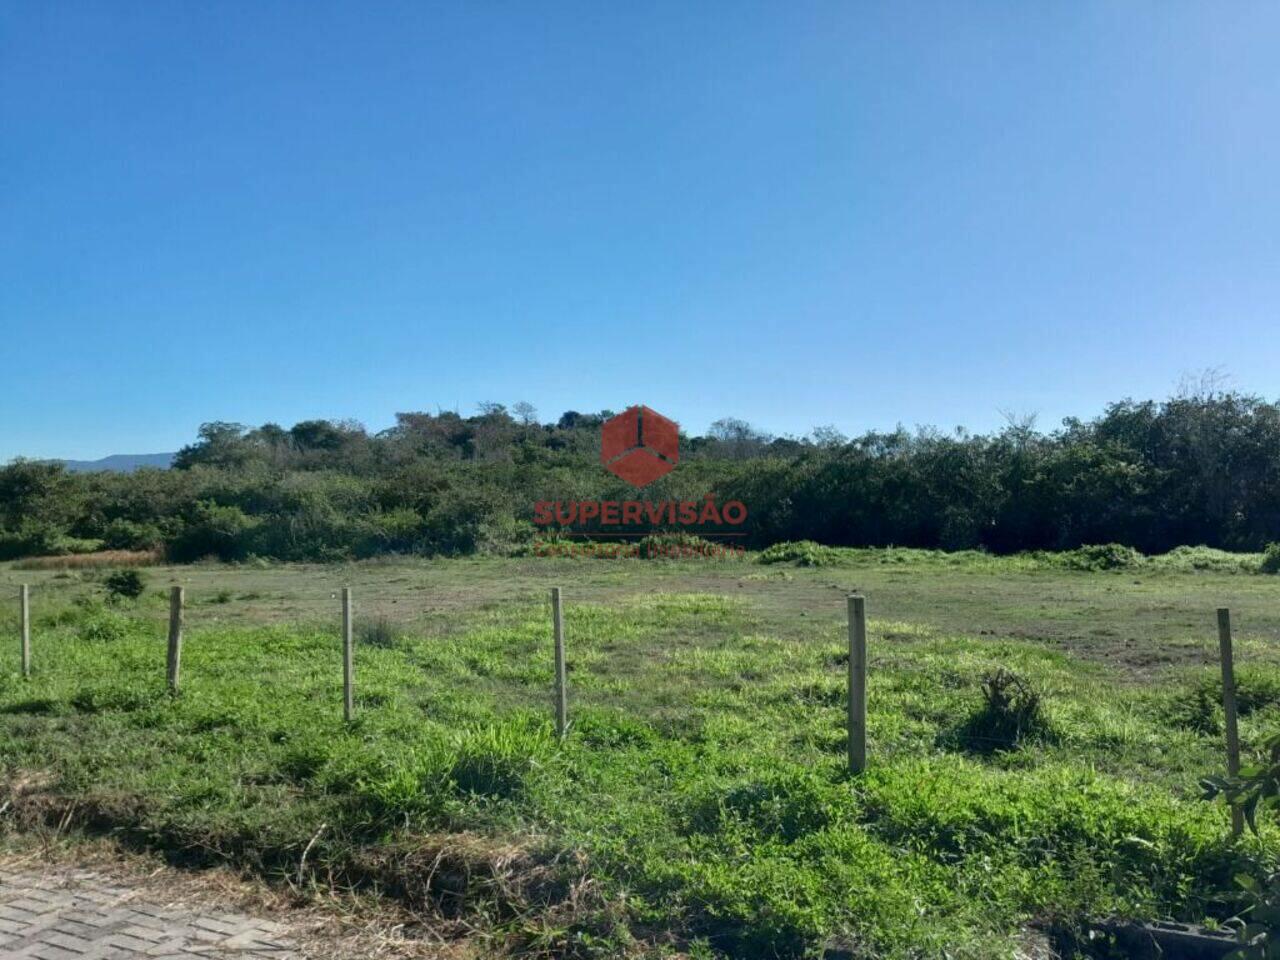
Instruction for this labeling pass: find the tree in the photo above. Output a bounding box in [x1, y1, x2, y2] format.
[810, 425, 848, 448]
[709, 417, 772, 459]
[290, 420, 348, 451]
[0, 460, 76, 527]
[173, 422, 252, 469]
[8, 391, 1280, 563]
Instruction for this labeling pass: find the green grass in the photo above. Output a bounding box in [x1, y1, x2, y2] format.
[2, 552, 1279, 957]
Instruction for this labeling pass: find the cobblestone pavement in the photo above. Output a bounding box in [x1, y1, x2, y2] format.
[0, 866, 299, 958]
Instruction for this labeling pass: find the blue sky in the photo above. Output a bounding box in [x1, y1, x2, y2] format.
[2, 2, 1279, 460]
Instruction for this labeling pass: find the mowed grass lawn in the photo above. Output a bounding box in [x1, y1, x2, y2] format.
[1, 551, 1279, 958]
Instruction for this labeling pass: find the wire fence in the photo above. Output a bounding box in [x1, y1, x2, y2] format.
[8, 580, 1246, 810]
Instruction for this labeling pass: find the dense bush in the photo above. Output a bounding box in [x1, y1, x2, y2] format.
[1263, 542, 1280, 574]
[4, 392, 1280, 562]
[103, 569, 146, 602]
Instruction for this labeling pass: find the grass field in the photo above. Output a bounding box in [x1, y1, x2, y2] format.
[2, 549, 1279, 958]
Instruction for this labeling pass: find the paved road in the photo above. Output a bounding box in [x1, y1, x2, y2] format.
[0, 866, 298, 958]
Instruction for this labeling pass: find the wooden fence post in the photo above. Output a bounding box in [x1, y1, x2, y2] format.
[848, 595, 867, 775]
[552, 587, 568, 738]
[167, 586, 184, 694]
[19, 584, 30, 678]
[342, 587, 354, 722]
[1218, 607, 1243, 836]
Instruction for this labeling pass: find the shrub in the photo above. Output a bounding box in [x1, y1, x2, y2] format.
[104, 569, 147, 602]
[168, 501, 258, 562]
[946, 668, 1053, 752]
[1262, 542, 1280, 575]
[1203, 730, 1280, 960]
[475, 514, 535, 556]
[100, 518, 163, 551]
[357, 615, 404, 648]
[0, 522, 100, 560]
[1219, 870, 1280, 960]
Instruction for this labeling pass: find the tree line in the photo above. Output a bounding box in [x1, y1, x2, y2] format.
[2, 393, 1279, 562]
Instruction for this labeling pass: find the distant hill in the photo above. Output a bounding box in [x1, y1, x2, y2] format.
[60, 453, 175, 473]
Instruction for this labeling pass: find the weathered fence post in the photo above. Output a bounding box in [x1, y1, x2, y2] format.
[552, 587, 568, 738]
[167, 586, 184, 694]
[342, 587, 354, 722]
[1218, 607, 1243, 836]
[19, 584, 30, 678]
[848, 594, 867, 775]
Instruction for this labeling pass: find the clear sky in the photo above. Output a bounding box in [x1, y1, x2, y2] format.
[3, 2, 1279, 460]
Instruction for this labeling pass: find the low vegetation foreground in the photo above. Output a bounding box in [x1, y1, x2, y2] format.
[2, 549, 1279, 958]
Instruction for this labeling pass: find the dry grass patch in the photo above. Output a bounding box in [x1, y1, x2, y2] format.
[12, 549, 162, 571]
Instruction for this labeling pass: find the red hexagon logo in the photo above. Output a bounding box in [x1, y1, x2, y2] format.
[601, 405, 679, 486]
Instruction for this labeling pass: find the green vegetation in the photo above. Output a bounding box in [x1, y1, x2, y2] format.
[1202, 730, 1280, 957]
[1263, 542, 1280, 575]
[947, 668, 1053, 753]
[3, 553, 1278, 957]
[357, 613, 404, 649]
[103, 568, 147, 602]
[4, 392, 1280, 563]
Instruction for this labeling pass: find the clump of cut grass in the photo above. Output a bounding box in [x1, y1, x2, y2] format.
[751, 541, 1270, 575]
[1149, 544, 1259, 573]
[758, 540, 842, 566]
[635, 531, 727, 558]
[1058, 543, 1145, 571]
